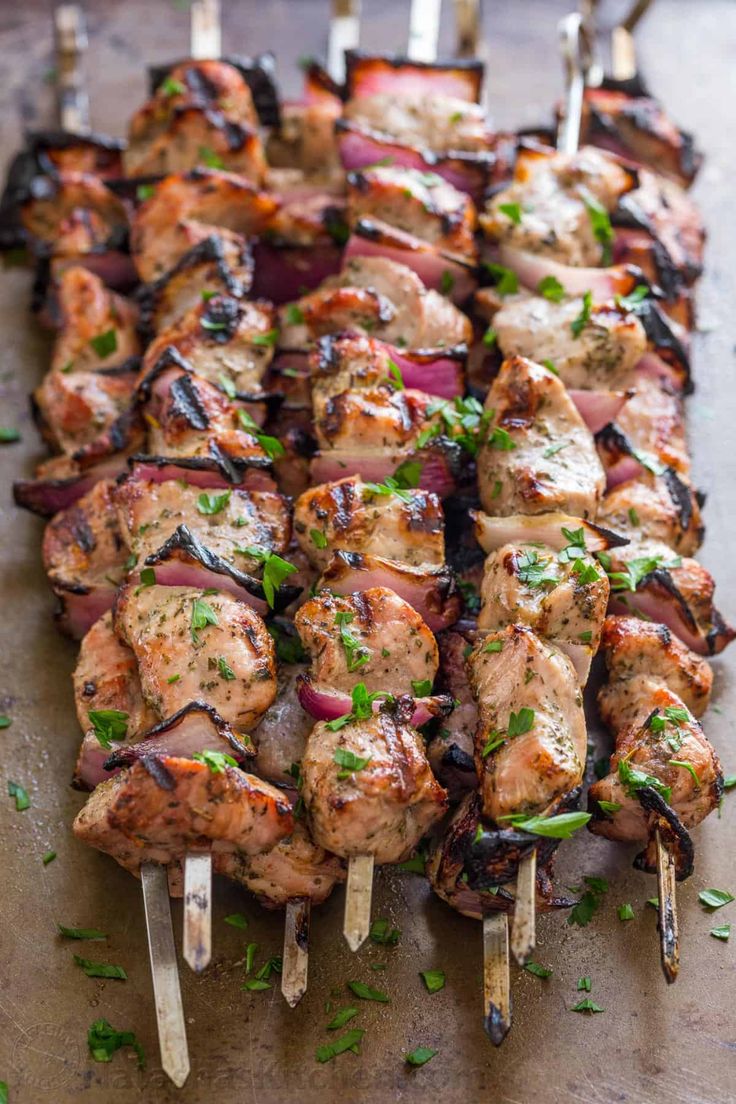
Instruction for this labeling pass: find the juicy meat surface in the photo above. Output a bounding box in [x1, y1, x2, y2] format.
[43, 480, 128, 592]
[73, 756, 293, 873]
[468, 624, 587, 821]
[295, 587, 438, 696]
[142, 235, 254, 335]
[598, 472, 703, 556]
[20, 171, 127, 253]
[142, 295, 276, 396]
[217, 819, 345, 908]
[115, 477, 290, 574]
[313, 384, 444, 454]
[278, 256, 472, 349]
[492, 295, 646, 390]
[477, 356, 605, 518]
[301, 706, 448, 862]
[73, 611, 156, 737]
[293, 475, 445, 569]
[51, 267, 140, 375]
[346, 165, 477, 257]
[113, 584, 277, 730]
[481, 145, 633, 265]
[343, 92, 492, 154]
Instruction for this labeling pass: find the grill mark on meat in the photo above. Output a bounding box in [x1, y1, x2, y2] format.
[141, 754, 176, 791]
[168, 375, 210, 430]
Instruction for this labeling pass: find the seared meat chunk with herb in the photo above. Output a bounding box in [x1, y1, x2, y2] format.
[481, 145, 633, 266]
[301, 700, 447, 863]
[477, 356, 605, 517]
[346, 165, 477, 258]
[343, 93, 492, 157]
[477, 539, 609, 683]
[598, 471, 703, 556]
[142, 296, 276, 397]
[113, 584, 277, 730]
[217, 818, 345, 908]
[294, 475, 445, 570]
[51, 267, 140, 375]
[295, 587, 438, 697]
[73, 755, 293, 874]
[20, 171, 127, 262]
[492, 294, 646, 390]
[468, 624, 587, 822]
[73, 611, 156, 738]
[278, 256, 472, 349]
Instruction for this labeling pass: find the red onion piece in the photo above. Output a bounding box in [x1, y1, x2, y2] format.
[296, 676, 447, 727]
[252, 240, 343, 304]
[608, 591, 708, 655]
[385, 347, 464, 400]
[569, 389, 631, 434]
[345, 56, 482, 102]
[344, 229, 477, 304]
[54, 584, 117, 640]
[310, 447, 457, 497]
[137, 560, 269, 617]
[127, 460, 277, 493]
[496, 244, 638, 300]
[472, 510, 627, 554]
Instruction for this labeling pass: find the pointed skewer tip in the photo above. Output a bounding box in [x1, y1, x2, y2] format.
[343, 853, 375, 952]
[281, 898, 310, 1008]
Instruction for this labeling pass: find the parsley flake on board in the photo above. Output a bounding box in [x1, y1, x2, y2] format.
[710, 924, 731, 941]
[419, 970, 445, 993]
[698, 888, 734, 911]
[327, 1007, 359, 1030]
[348, 981, 389, 1003]
[87, 1019, 145, 1068]
[568, 876, 608, 927]
[571, 998, 604, 1014]
[405, 1047, 438, 1067]
[7, 781, 29, 811]
[618, 903, 635, 921]
[74, 956, 127, 980]
[369, 919, 400, 946]
[315, 1029, 365, 1063]
[524, 962, 552, 978]
[224, 913, 248, 929]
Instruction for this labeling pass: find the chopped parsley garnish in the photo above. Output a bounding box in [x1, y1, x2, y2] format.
[74, 956, 127, 980]
[628, 507, 640, 526]
[393, 459, 422, 487]
[198, 146, 225, 169]
[597, 799, 621, 816]
[348, 981, 390, 1003]
[524, 962, 552, 978]
[577, 976, 592, 991]
[618, 758, 672, 804]
[0, 427, 20, 443]
[618, 903, 635, 921]
[42, 850, 57, 865]
[440, 270, 455, 295]
[200, 316, 228, 333]
[87, 1019, 145, 1067]
[425, 395, 492, 456]
[537, 275, 566, 302]
[481, 707, 535, 758]
[193, 749, 238, 773]
[370, 918, 400, 946]
[385, 358, 405, 390]
[483, 262, 519, 296]
[579, 630, 593, 643]
[309, 528, 328, 549]
[648, 705, 689, 752]
[498, 811, 591, 838]
[606, 554, 669, 592]
[582, 191, 614, 265]
[136, 183, 155, 201]
[571, 558, 602, 585]
[630, 445, 666, 476]
[327, 1007, 359, 1030]
[483, 640, 503, 653]
[196, 489, 231, 515]
[236, 409, 285, 460]
[710, 924, 731, 941]
[89, 329, 118, 359]
[161, 75, 185, 96]
[411, 679, 433, 697]
[570, 291, 592, 338]
[543, 358, 559, 375]
[405, 1047, 438, 1067]
[284, 304, 304, 325]
[698, 888, 734, 911]
[57, 924, 107, 941]
[487, 425, 516, 450]
[266, 621, 308, 664]
[482, 326, 498, 347]
[224, 913, 248, 929]
[218, 373, 237, 398]
[190, 596, 219, 643]
[559, 529, 589, 564]
[363, 475, 416, 503]
[242, 978, 270, 992]
[333, 746, 372, 780]
[237, 547, 297, 607]
[419, 970, 445, 993]
[567, 875, 608, 927]
[543, 441, 569, 458]
[571, 998, 604, 1014]
[315, 1029, 364, 1063]
[135, 566, 156, 594]
[669, 759, 700, 787]
[0, 715, 10, 729]
[499, 202, 522, 225]
[516, 549, 559, 589]
[326, 683, 388, 732]
[615, 284, 650, 312]
[397, 845, 427, 874]
[87, 709, 129, 750]
[217, 656, 236, 681]
[335, 610, 371, 672]
[251, 328, 280, 347]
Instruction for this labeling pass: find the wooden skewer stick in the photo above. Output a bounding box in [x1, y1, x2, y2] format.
[327, 0, 361, 85]
[656, 829, 680, 984]
[54, 4, 90, 134]
[454, 0, 480, 58]
[190, 0, 221, 60]
[510, 849, 536, 965]
[183, 851, 212, 973]
[482, 913, 512, 1046]
[343, 853, 374, 951]
[407, 0, 443, 63]
[281, 898, 311, 1007]
[140, 863, 191, 1089]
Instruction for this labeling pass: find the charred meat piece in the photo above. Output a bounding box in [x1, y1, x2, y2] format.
[598, 470, 703, 556]
[73, 611, 157, 739]
[295, 587, 438, 697]
[468, 624, 586, 822]
[141, 294, 276, 398]
[580, 84, 702, 187]
[343, 91, 493, 157]
[266, 94, 342, 184]
[492, 294, 646, 390]
[113, 583, 277, 730]
[131, 169, 277, 282]
[477, 541, 609, 683]
[481, 145, 634, 266]
[477, 356, 605, 518]
[20, 171, 127, 260]
[34, 366, 139, 458]
[427, 631, 478, 797]
[613, 371, 689, 476]
[73, 756, 293, 874]
[278, 256, 472, 350]
[42, 480, 128, 637]
[49, 266, 140, 375]
[344, 53, 483, 103]
[125, 60, 266, 179]
[616, 170, 704, 286]
[216, 818, 345, 908]
[301, 698, 448, 863]
[313, 383, 444, 454]
[294, 475, 445, 570]
[346, 165, 477, 259]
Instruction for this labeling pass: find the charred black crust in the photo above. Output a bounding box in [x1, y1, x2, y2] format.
[199, 295, 241, 342]
[127, 449, 272, 485]
[140, 754, 176, 791]
[637, 300, 691, 382]
[147, 53, 281, 128]
[168, 374, 211, 430]
[662, 467, 697, 537]
[104, 700, 253, 771]
[633, 785, 695, 881]
[143, 523, 301, 611]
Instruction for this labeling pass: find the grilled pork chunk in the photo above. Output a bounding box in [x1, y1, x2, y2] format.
[492, 294, 647, 390]
[73, 756, 293, 874]
[131, 169, 277, 282]
[42, 480, 128, 636]
[73, 611, 156, 738]
[294, 475, 445, 569]
[468, 624, 586, 822]
[427, 631, 478, 795]
[343, 93, 492, 156]
[295, 588, 438, 697]
[142, 295, 276, 397]
[477, 541, 609, 682]
[481, 145, 633, 266]
[313, 384, 444, 455]
[301, 700, 448, 862]
[50, 266, 140, 376]
[125, 61, 267, 179]
[113, 584, 277, 730]
[477, 356, 605, 517]
[598, 471, 703, 556]
[20, 171, 127, 259]
[278, 256, 472, 349]
[614, 372, 689, 475]
[346, 165, 477, 258]
[217, 819, 345, 908]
